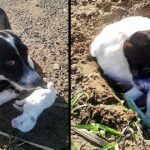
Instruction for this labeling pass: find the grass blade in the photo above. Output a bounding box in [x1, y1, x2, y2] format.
[72, 123, 123, 136]
[71, 142, 77, 150]
[114, 143, 119, 150]
[93, 123, 123, 136]
[72, 104, 88, 112]
[101, 104, 128, 111]
[72, 124, 99, 132]
[125, 98, 150, 128]
[101, 142, 117, 150]
[71, 92, 89, 107]
[111, 92, 123, 103]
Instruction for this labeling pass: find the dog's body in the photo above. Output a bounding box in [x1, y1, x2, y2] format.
[11, 82, 56, 132]
[90, 16, 150, 117]
[0, 8, 43, 106]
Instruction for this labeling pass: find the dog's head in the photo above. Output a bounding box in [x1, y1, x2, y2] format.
[0, 30, 43, 90]
[11, 113, 37, 132]
[123, 30, 150, 92]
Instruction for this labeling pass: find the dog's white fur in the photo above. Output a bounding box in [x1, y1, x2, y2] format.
[90, 16, 150, 117]
[11, 81, 56, 132]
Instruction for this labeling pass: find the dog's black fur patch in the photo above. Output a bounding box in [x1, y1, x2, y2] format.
[123, 31, 150, 91]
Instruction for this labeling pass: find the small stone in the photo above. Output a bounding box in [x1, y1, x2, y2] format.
[63, 8, 67, 12]
[81, 0, 88, 6]
[35, 1, 40, 7]
[43, 56, 46, 61]
[53, 63, 60, 70]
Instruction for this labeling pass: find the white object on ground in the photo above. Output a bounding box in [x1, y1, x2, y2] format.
[11, 81, 57, 132]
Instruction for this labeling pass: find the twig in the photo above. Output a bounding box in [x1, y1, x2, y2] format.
[72, 104, 88, 112]
[19, 26, 32, 38]
[99, 104, 128, 111]
[0, 130, 54, 150]
[71, 127, 109, 146]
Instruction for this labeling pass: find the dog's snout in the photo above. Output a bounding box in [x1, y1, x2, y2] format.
[25, 70, 43, 88]
[19, 65, 44, 89]
[32, 76, 43, 87]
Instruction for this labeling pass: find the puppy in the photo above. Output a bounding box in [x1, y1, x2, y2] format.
[0, 8, 43, 105]
[90, 16, 150, 118]
[11, 82, 56, 132]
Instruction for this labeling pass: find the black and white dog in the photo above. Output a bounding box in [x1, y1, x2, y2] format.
[90, 16, 150, 118]
[0, 8, 43, 105]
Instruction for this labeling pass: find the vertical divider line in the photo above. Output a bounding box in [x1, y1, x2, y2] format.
[68, 0, 71, 149]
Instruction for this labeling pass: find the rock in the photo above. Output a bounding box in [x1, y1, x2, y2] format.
[53, 63, 61, 70]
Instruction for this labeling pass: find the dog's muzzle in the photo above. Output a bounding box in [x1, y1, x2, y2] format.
[19, 65, 43, 89]
[133, 79, 150, 93]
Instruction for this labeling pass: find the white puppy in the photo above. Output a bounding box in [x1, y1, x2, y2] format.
[90, 16, 150, 117]
[11, 82, 57, 132]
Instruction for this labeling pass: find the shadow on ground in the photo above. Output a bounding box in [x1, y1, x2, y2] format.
[0, 96, 68, 150]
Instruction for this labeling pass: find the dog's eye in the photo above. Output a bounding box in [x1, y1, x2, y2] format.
[5, 60, 15, 67]
[143, 67, 150, 73]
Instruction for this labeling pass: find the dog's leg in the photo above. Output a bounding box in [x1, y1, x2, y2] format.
[13, 99, 26, 111]
[28, 56, 34, 69]
[123, 87, 143, 101]
[12, 103, 23, 111]
[0, 89, 19, 105]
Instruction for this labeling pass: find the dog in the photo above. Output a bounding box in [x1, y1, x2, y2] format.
[90, 16, 150, 118]
[0, 8, 43, 105]
[11, 82, 56, 132]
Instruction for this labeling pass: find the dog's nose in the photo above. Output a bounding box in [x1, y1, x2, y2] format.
[32, 77, 44, 87]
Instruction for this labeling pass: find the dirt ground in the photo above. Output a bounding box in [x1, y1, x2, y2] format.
[71, 0, 150, 150]
[0, 0, 68, 150]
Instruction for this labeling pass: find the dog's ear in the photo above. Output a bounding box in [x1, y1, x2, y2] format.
[4, 31, 28, 56]
[0, 8, 11, 30]
[129, 31, 150, 48]
[123, 39, 139, 63]
[123, 40, 134, 51]
[13, 37, 28, 57]
[17, 40, 28, 51]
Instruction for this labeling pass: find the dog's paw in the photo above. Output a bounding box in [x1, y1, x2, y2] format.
[123, 92, 135, 101]
[12, 92, 19, 99]
[8, 89, 19, 98]
[123, 87, 143, 101]
[13, 103, 23, 111]
[13, 99, 26, 111]
[15, 99, 25, 105]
